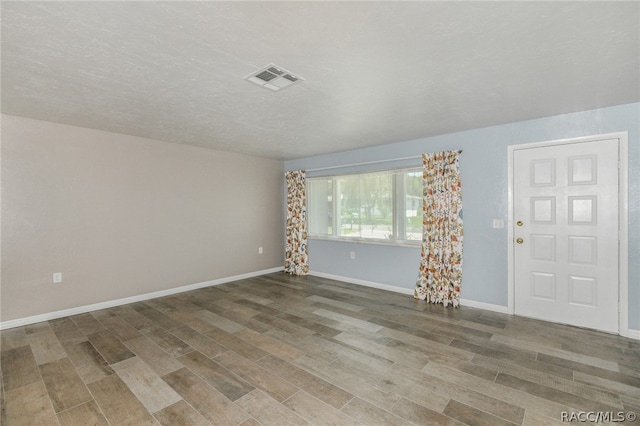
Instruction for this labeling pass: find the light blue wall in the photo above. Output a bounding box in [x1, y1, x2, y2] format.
[285, 103, 639, 331]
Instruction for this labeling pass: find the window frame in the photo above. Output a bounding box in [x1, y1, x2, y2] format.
[306, 166, 423, 247]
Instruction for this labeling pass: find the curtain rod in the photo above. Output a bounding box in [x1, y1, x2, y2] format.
[302, 150, 462, 173]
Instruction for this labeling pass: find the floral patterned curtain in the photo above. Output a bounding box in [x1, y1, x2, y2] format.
[415, 151, 463, 307]
[285, 170, 309, 275]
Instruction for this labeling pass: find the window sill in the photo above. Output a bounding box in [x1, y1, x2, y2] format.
[308, 235, 421, 248]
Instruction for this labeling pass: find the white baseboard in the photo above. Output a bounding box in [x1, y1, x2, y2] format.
[6, 267, 635, 340]
[308, 271, 414, 295]
[622, 328, 640, 340]
[310, 271, 511, 314]
[0, 267, 284, 330]
[459, 298, 510, 314]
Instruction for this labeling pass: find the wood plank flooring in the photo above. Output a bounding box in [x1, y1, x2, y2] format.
[1, 272, 639, 425]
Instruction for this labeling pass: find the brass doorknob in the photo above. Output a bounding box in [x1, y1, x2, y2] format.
[516, 221, 523, 226]
[516, 238, 524, 244]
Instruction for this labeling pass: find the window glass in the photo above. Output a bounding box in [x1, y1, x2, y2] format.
[307, 178, 334, 235]
[404, 170, 423, 241]
[307, 167, 422, 245]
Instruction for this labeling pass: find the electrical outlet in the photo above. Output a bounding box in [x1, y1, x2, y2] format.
[53, 272, 62, 284]
[258, 247, 263, 254]
[350, 251, 356, 260]
[492, 219, 504, 229]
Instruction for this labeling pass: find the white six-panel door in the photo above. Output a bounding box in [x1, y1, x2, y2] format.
[513, 138, 619, 333]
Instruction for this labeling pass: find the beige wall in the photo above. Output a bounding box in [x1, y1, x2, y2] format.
[1, 115, 284, 322]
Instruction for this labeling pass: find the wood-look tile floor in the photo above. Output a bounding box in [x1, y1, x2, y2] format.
[1, 273, 639, 425]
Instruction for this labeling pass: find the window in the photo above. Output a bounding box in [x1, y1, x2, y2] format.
[307, 167, 422, 245]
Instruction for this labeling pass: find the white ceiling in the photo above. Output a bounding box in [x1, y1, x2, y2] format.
[2, 1, 639, 160]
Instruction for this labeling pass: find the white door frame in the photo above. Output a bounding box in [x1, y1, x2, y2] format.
[507, 132, 629, 337]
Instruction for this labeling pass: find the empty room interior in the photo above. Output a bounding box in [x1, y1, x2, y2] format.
[1, 2, 639, 426]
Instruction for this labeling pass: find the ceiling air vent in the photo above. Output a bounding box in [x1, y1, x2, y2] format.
[245, 64, 303, 91]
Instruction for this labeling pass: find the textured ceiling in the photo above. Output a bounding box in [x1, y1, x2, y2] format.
[2, 1, 639, 160]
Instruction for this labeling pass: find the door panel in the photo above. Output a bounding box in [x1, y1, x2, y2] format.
[513, 139, 619, 333]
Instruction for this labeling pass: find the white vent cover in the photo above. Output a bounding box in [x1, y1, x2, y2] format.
[244, 64, 303, 91]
